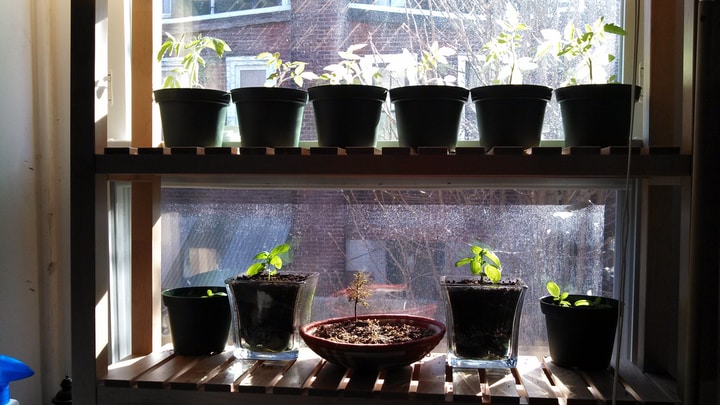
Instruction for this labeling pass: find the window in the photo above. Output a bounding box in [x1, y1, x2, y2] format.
[155, 186, 627, 356]
[155, 0, 630, 144]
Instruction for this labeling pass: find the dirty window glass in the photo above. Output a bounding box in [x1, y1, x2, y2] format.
[160, 187, 621, 355]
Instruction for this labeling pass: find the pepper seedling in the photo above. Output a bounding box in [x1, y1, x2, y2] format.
[546, 281, 604, 307]
[246, 243, 291, 280]
[454, 244, 502, 283]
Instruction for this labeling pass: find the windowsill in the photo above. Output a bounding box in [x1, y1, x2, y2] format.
[99, 349, 679, 404]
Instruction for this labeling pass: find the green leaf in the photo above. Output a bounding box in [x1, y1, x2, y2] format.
[485, 265, 501, 283]
[470, 260, 483, 275]
[454, 257, 472, 267]
[253, 251, 270, 260]
[246, 262, 264, 276]
[574, 299, 591, 307]
[604, 23, 627, 36]
[546, 281, 561, 297]
[269, 255, 283, 270]
[270, 243, 290, 256]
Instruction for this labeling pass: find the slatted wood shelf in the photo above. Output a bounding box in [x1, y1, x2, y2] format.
[98, 350, 680, 404]
[96, 146, 691, 180]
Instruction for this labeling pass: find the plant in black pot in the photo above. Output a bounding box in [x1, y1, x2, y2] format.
[300, 272, 445, 370]
[225, 243, 319, 360]
[387, 42, 469, 151]
[231, 52, 318, 147]
[155, 33, 232, 147]
[537, 17, 641, 147]
[308, 43, 388, 148]
[470, 3, 552, 149]
[441, 243, 527, 368]
[540, 281, 620, 370]
[161, 286, 231, 355]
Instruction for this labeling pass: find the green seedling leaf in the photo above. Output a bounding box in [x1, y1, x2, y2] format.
[455, 244, 503, 283]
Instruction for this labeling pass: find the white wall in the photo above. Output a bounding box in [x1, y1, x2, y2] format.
[0, 1, 71, 403]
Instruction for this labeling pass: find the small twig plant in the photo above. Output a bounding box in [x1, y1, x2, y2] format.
[246, 243, 291, 280]
[157, 33, 231, 89]
[256, 52, 318, 87]
[454, 244, 502, 283]
[346, 271, 372, 320]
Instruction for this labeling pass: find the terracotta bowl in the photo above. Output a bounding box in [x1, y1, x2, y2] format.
[300, 314, 445, 370]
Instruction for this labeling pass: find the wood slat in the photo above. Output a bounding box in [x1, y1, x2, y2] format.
[377, 365, 413, 399]
[237, 360, 293, 393]
[343, 368, 380, 397]
[103, 351, 175, 387]
[203, 358, 257, 392]
[413, 354, 448, 400]
[485, 368, 520, 404]
[542, 358, 597, 405]
[617, 361, 680, 404]
[580, 368, 638, 404]
[135, 355, 201, 389]
[272, 356, 324, 394]
[451, 368, 483, 402]
[514, 356, 558, 405]
[307, 361, 347, 396]
[168, 351, 234, 390]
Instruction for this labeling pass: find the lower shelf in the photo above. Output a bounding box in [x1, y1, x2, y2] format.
[99, 349, 679, 404]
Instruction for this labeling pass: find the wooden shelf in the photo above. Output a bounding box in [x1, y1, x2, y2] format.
[97, 147, 691, 181]
[98, 350, 679, 405]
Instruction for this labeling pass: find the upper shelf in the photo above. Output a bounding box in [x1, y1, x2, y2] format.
[97, 146, 691, 186]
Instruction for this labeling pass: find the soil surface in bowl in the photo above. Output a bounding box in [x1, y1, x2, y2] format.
[313, 318, 434, 344]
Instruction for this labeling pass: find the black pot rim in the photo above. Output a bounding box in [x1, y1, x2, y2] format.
[554, 83, 642, 102]
[470, 84, 552, 101]
[161, 286, 227, 299]
[539, 294, 619, 315]
[230, 87, 308, 104]
[308, 84, 388, 101]
[389, 85, 469, 102]
[154, 88, 231, 105]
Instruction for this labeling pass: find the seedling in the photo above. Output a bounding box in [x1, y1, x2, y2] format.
[536, 16, 626, 85]
[256, 52, 318, 87]
[546, 281, 605, 307]
[202, 289, 227, 298]
[318, 43, 382, 85]
[346, 271, 372, 320]
[387, 41, 457, 86]
[157, 32, 231, 89]
[246, 243, 291, 280]
[482, 2, 537, 84]
[454, 244, 502, 283]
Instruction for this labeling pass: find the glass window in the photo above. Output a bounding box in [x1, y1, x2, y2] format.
[157, 0, 628, 143]
[158, 186, 624, 356]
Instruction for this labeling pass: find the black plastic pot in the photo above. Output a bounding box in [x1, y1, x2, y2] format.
[230, 87, 308, 147]
[555, 84, 642, 147]
[471, 85, 552, 149]
[442, 276, 527, 368]
[540, 295, 619, 369]
[225, 272, 319, 360]
[389, 85, 469, 150]
[308, 85, 388, 147]
[154, 88, 230, 147]
[161, 286, 231, 355]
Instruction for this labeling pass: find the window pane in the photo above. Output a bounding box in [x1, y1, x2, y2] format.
[160, 187, 620, 355]
[158, 0, 625, 143]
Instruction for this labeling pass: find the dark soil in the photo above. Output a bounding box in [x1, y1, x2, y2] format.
[314, 318, 434, 344]
[229, 272, 314, 282]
